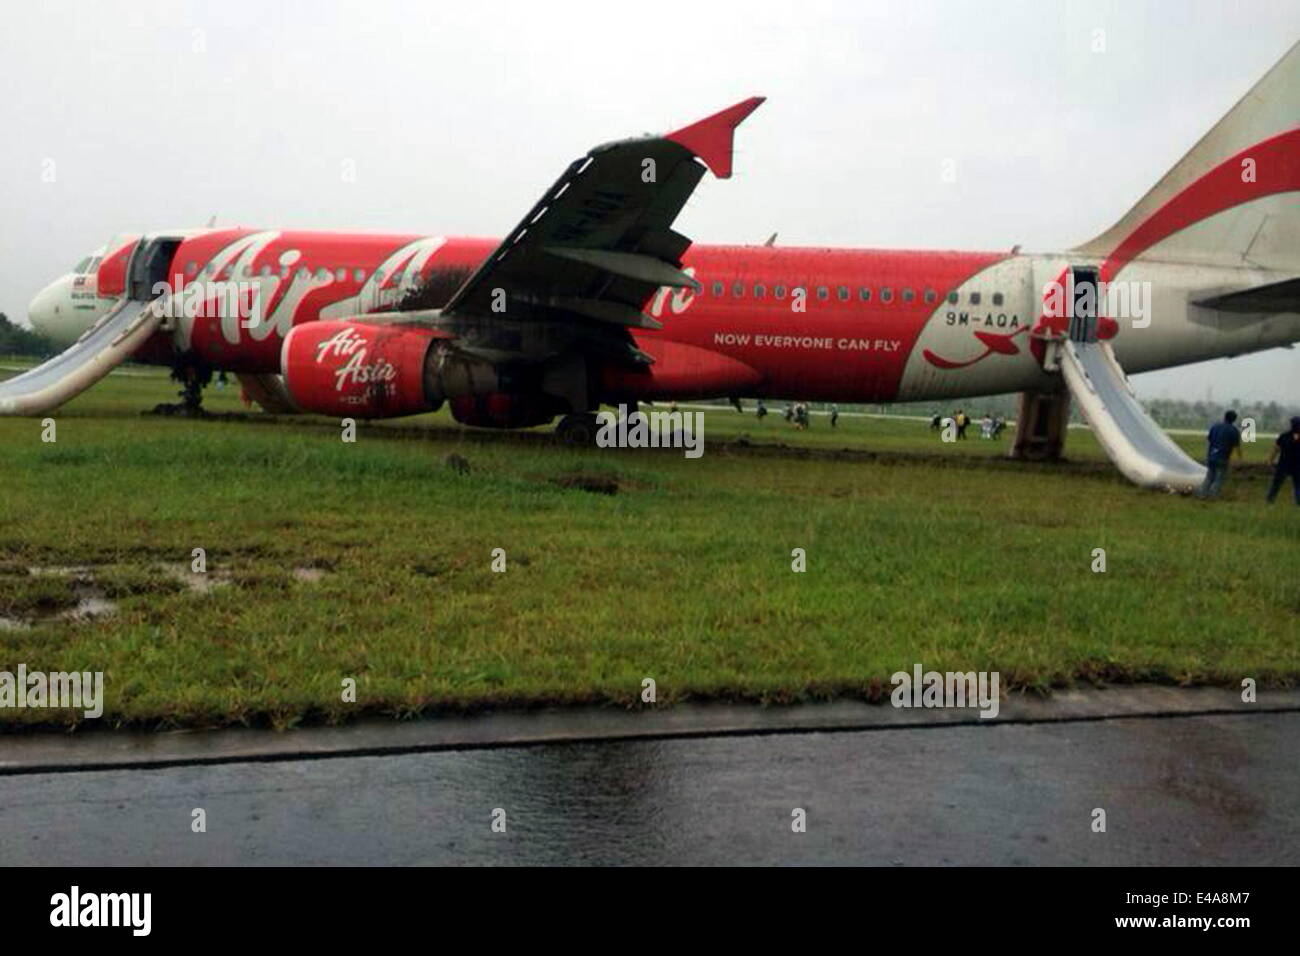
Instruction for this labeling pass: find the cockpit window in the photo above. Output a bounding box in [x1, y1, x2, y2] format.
[72, 253, 103, 275]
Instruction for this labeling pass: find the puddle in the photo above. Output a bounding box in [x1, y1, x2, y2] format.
[2, 567, 117, 627]
[0, 561, 327, 627]
[59, 595, 117, 622]
[158, 563, 232, 594]
[28, 565, 95, 577]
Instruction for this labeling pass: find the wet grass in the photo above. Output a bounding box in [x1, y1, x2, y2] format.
[0, 360, 1296, 729]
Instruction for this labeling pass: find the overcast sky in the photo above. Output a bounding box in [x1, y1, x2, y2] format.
[2, 0, 1297, 403]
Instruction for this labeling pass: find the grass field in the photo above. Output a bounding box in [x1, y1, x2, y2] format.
[1, 359, 1296, 729]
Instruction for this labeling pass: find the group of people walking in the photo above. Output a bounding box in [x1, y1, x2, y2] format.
[1198, 410, 1300, 504]
[929, 409, 1005, 440]
[755, 400, 839, 429]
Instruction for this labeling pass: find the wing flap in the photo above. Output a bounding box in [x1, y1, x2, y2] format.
[541, 247, 700, 290]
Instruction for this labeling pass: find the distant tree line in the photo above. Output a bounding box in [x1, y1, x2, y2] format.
[880, 394, 1300, 432]
[708, 392, 1300, 433]
[0, 313, 54, 358]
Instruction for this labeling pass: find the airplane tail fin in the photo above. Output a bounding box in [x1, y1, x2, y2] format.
[1075, 39, 1300, 274]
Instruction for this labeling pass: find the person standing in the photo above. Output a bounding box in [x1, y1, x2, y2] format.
[829, 403, 839, 428]
[1266, 416, 1300, 505]
[1197, 410, 1242, 499]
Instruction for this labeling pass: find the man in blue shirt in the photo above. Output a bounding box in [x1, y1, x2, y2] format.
[1266, 416, 1300, 505]
[1197, 410, 1242, 499]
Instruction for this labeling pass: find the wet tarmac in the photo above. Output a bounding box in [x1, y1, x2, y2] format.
[3, 710, 1296, 865]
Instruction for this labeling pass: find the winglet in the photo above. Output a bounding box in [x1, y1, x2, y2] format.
[666, 96, 765, 179]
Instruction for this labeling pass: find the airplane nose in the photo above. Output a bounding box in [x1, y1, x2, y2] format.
[27, 281, 61, 336]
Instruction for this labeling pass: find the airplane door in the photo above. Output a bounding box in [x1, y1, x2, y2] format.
[126, 237, 184, 301]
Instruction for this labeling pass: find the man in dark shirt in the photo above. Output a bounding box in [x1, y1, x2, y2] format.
[1197, 410, 1242, 499]
[1266, 416, 1300, 505]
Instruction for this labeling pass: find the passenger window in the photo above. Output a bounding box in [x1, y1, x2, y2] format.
[259, 264, 272, 277]
[754, 284, 766, 298]
[354, 268, 366, 282]
[881, 288, 893, 303]
[947, 291, 958, 304]
[391, 270, 404, 285]
[732, 281, 744, 298]
[336, 267, 348, 281]
[185, 262, 198, 276]
[924, 289, 936, 303]
[774, 285, 786, 299]
[712, 281, 724, 297]
[993, 292, 1004, 306]
[837, 286, 849, 301]
[316, 267, 330, 280]
[902, 288, 915, 302]
[297, 268, 310, 280]
[970, 292, 981, 305]
[859, 287, 871, 302]
[816, 286, 828, 300]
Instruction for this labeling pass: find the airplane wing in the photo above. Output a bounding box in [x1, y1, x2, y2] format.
[420, 98, 764, 364]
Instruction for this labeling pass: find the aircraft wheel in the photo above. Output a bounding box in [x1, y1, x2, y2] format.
[556, 412, 599, 446]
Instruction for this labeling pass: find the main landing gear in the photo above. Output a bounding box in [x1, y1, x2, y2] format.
[555, 412, 600, 446]
[1007, 390, 1070, 461]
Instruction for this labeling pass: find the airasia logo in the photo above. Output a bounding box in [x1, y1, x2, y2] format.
[314, 327, 397, 392]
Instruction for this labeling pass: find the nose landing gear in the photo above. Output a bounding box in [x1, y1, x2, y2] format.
[149, 362, 213, 417]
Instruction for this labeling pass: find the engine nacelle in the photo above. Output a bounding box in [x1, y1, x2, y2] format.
[282, 321, 442, 418]
[283, 321, 568, 425]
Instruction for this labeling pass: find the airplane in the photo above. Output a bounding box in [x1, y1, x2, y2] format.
[10, 41, 1300, 492]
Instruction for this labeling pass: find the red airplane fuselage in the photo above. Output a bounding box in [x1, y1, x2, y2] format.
[91, 228, 1020, 405]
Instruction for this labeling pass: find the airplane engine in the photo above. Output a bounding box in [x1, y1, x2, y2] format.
[281, 321, 547, 420]
[282, 321, 441, 418]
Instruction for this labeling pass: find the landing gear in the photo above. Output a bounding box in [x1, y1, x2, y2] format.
[1008, 389, 1070, 461]
[555, 412, 600, 446]
[149, 363, 213, 417]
